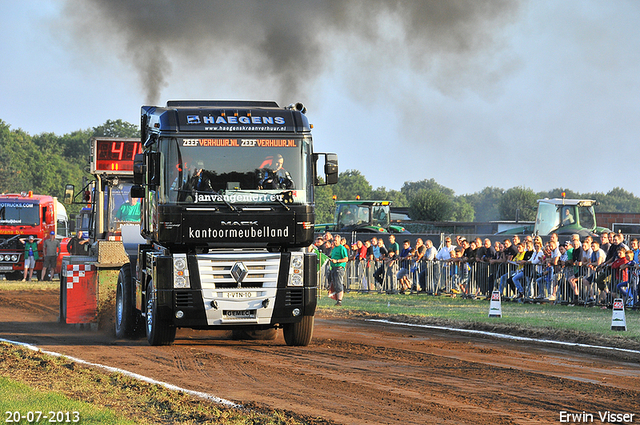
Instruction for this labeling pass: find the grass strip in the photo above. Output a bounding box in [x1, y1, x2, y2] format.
[317, 291, 640, 350]
[0, 343, 334, 425]
[0, 376, 132, 424]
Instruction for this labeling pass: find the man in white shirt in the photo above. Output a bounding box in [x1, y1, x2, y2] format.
[436, 237, 455, 261]
[435, 237, 456, 291]
[418, 239, 438, 293]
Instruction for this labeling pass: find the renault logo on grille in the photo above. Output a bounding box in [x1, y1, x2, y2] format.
[230, 262, 248, 286]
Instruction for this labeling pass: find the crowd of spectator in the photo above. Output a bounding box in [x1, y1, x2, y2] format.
[312, 231, 639, 308]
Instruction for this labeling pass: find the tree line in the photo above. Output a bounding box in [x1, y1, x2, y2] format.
[0, 119, 138, 214]
[1, 119, 638, 222]
[316, 171, 640, 224]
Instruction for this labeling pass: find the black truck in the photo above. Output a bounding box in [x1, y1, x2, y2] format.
[116, 100, 338, 346]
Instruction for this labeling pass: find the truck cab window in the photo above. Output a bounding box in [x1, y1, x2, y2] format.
[0, 203, 39, 226]
[162, 137, 309, 205]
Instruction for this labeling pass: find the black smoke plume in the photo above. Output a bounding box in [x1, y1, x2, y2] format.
[60, 0, 520, 105]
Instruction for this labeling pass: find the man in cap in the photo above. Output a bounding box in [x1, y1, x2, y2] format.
[41, 231, 61, 281]
[18, 235, 41, 281]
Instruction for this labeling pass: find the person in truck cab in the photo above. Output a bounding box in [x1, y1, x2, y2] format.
[67, 231, 89, 255]
[562, 207, 575, 225]
[258, 154, 295, 189]
[191, 162, 214, 193]
[115, 193, 141, 222]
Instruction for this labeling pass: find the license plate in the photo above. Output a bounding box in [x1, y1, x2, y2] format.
[0, 266, 14, 272]
[223, 309, 256, 319]
[225, 292, 255, 298]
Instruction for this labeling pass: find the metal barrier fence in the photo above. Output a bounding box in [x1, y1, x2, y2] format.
[319, 258, 639, 308]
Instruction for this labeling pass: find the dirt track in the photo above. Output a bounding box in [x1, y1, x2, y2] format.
[1, 289, 640, 424]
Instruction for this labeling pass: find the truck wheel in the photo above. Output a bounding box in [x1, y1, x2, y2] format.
[145, 280, 176, 346]
[115, 264, 141, 339]
[282, 316, 314, 346]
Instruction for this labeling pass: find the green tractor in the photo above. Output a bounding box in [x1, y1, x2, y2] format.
[315, 200, 408, 234]
[499, 198, 609, 237]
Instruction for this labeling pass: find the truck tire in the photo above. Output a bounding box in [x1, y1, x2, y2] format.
[115, 264, 142, 339]
[145, 280, 176, 346]
[282, 315, 314, 346]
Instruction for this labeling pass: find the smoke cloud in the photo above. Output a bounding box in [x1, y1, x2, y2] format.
[59, 0, 521, 105]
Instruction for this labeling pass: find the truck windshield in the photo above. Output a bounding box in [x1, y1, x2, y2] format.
[162, 137, 312, 205]
[0, 202, 39, 226]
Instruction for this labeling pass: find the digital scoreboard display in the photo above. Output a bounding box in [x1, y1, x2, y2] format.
[91, 139, 142, 174]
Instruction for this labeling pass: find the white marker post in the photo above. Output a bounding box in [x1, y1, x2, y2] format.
[488, 290, 502, 318]
[611, 298, 627, 331]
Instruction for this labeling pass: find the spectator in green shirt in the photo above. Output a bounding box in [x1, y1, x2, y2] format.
[329, 234, 348, 306]
[388, 234, 400, 257]
[19, 235, 40, 281]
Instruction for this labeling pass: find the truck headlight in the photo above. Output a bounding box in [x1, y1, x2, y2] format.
[288, 252, 304, 287]
[290, 274, 303, 286]
[291, 254, 303, 269]
[173, 254, 190, 289]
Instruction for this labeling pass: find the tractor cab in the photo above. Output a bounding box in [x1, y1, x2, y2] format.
[335, 200, 406, 233]
[534, 198, 603, 236]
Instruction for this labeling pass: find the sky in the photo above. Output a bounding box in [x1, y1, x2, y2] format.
[1, 0, 639, 197]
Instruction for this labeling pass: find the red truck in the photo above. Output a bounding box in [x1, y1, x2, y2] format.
[0, 192, 70, 279]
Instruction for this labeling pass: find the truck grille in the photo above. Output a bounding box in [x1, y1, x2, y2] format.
[175, 292, 194, 308]
[285, 288, 303, 306]
[196, 252, 280, 289]
[0, 237, 21, 251]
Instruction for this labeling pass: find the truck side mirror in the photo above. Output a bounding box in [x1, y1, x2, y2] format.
[133, 153, 145, 185]
[130, 185, 145, 198]
[148, 152, 161, 187]
[314, 153, 339, 186]
[64, 184, 74, 205]
[134, 152, 161, 188]
[324, 153, 338, 185]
